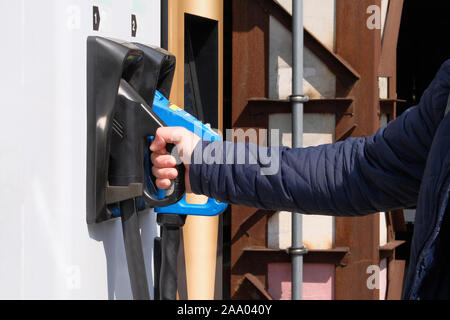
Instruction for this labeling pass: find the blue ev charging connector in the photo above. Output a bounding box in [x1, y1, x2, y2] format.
[150, 90, 228, 217]
[149, 90, 228, 300]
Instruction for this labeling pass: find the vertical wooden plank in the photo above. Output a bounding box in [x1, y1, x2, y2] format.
[334, 0, 382, 300]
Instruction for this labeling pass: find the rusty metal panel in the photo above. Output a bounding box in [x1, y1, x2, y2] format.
[379, 0, 404, 77]
[334, 0, 382, 300]
[229, 0, 405, 300]
[230, 0, 271, 298]
[231, 0, 269, 126]
[387, 259, 406, 300]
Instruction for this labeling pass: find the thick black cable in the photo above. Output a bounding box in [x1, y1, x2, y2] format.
[157, 214, 186, 300]
[120, 198, 150, 300]
[153, 236, 162, 300]
[159, 225, 181, 300]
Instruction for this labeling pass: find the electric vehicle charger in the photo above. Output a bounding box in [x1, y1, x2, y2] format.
[110, 89, 228, 300]
[110, 42, 228, 300]
[87, 37, 227, 300]
[87, 37, 186, 300]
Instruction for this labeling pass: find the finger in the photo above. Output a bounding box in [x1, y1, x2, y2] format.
[152, 167, 178, 180]
[151, 154, 177, 168]
[156, 179, 172, 190]
[150, 134, 167, 153]
[150, 127, 183, 152]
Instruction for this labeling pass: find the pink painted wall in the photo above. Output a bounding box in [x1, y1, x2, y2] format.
[267, 263, 334, 300]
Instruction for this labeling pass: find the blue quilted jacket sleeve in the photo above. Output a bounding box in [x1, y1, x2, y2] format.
[189, 60, 450, 216]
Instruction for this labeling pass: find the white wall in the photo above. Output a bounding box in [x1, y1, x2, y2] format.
[0, 0, 160, 299]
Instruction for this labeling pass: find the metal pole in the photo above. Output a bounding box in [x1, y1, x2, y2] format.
[290, 0, 308, 301]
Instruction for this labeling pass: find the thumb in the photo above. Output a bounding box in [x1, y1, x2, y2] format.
[150, 127, 183, 153]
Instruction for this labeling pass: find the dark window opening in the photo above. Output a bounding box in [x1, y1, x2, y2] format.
[397, 0, 450, 116]
[184, 13, 219, 128]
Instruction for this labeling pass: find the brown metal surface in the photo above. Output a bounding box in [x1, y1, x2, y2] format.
[386, 259, 406, 300]
[335, 116, 358, 142]
[390, 209, 407, 233]
[257, 0, 360, 96]
[379, 0, 405, 77]
[380, 99, 406, 120]
[385, 210, 396, 244]
[231, 0, 269, 126]
[334, 0, 382, 300]
[234, 98, 354, 128]
[230, 0, 271, 299]
[378, 0, 407, 300]
[230, 207, 272, 298]
[379, 240, 406, 260]
[233, 274, 273, 300]
[242, 246, 351, 265]
[229, 0, 405, 300]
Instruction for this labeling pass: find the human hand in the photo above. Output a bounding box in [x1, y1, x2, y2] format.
[150, 127, 201, 193]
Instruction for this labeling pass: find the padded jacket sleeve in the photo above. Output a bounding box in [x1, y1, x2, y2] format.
[189, 60, 450, 216]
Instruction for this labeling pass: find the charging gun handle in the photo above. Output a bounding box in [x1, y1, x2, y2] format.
[144, 144, 185, 206]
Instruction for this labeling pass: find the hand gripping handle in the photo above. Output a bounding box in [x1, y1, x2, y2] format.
[143, 143, 185, 207]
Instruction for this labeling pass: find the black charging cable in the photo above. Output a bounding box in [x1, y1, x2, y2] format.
[156, 214, 186, 300]
[120, 198, 151, 300]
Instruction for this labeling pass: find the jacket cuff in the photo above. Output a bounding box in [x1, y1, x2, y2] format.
[188, 140, 214, 196]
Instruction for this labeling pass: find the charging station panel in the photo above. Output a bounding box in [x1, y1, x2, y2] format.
[166, 0, 224, 134]
[0, 0, 160, 299]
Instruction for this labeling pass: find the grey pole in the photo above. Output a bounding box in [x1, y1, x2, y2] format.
[290, 0, 308, 300]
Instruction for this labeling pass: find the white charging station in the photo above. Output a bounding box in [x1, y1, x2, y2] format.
[0, 0, 161, 299]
